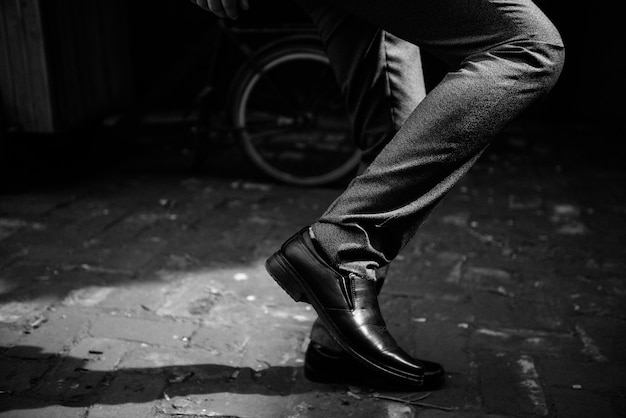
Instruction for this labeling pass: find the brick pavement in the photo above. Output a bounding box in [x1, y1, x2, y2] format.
[0, 129, 625, 417]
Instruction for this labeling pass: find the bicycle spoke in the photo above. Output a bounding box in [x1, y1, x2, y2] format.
[242, 126, 294, 140]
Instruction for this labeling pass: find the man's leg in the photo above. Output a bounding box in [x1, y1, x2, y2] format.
[266, 0, 564, 388]
[310, 0, 565, 280]
[294, 0, 431, 370]
[265, 3, 442, 385]
[295, 0, 427, 166]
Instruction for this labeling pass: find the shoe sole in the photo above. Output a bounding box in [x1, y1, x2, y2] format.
[265, 250, 424, 387]
[304, 363, 441, 390]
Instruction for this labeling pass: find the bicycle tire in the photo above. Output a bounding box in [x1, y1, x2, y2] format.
[230, 38, 360, 187]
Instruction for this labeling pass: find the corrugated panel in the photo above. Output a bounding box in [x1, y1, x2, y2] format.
[0, 0, 55, 132]
[0, 0, 132, 133]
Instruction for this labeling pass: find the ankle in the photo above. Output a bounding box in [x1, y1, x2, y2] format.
[309, 225, 378, 281]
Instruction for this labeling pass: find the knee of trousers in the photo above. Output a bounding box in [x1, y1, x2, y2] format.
[489, 37, 565, 100]
[528, 40, 565, 95]
[519, 10, 566, 92]
[510, 16, 566, 96]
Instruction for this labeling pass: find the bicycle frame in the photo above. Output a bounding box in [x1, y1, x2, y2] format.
[188, 18, 330, 164]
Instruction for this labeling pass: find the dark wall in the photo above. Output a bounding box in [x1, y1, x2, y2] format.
[534, 1, 619, 126]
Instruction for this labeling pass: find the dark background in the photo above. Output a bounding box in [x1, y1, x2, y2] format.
[125, 0, 621, 127]
[0, 0, 623, 189]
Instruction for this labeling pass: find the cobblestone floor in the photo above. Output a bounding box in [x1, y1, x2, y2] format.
[0, 121, 625, 417]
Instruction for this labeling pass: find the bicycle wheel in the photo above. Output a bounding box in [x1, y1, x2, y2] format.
[231, 38, 360, 187]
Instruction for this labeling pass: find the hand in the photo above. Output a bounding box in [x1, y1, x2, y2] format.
[188, 0, 249, 19]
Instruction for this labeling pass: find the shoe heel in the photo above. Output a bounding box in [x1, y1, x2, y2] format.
[265, 252, 308, 303]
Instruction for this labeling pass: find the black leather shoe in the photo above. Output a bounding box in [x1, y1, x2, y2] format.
[305, 342, 445, 390]
[265, 227, 425, 388]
